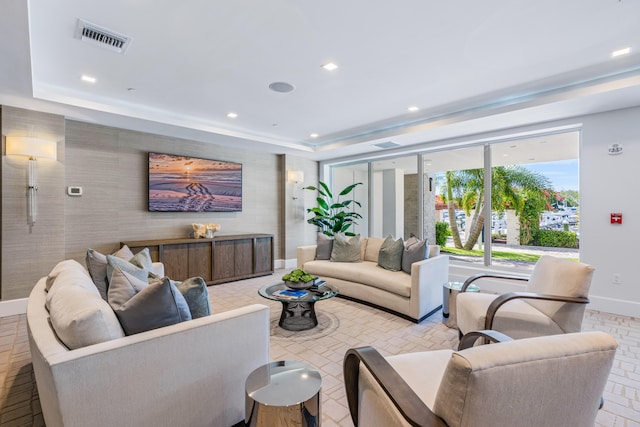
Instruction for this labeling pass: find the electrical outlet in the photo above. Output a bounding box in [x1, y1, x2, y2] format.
[612, 273, 621, 285]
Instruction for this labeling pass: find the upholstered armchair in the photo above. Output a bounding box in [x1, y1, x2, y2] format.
[456, 255, 594, 339]
[344, 330, 617, 427]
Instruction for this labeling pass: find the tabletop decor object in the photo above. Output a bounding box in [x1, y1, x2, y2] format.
[282, 268, 316, 290]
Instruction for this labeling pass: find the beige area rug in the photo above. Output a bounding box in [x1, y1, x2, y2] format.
[269, 310, 341, 341]
[211, 270, 459, 426]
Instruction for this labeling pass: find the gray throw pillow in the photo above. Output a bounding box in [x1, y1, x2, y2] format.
[402, 237, 429, 274]
[378, 235, 404, 271]
[128, 248, 160, 279]
[107, 254, 150, 285]
[108, 266, 192, 335]
[315, 233, 334, 260]
[175, 277, 211, 319]
[85, 245, 135, 300]
[330, 234, 362, 262]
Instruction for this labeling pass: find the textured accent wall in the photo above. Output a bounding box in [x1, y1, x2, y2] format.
[63, 120, 281, 264]
[282, 155, 318, 260]
[1, 107, 304, 300]
[1, 106, 66, 299]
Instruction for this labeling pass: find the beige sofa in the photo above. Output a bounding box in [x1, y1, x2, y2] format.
[27, 259, 270, 427]
[297, 237, 449, 322]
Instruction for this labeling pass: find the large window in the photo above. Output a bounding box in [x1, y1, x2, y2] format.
[325, 130, 580, 271]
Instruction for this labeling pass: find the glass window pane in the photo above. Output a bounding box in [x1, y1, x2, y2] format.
[490, 132, 580, 271]
[330, 163, 369, 237]
[423, 145, 486, 265]
[371, 155, 418, 240]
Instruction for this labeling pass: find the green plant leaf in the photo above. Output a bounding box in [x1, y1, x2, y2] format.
[338, 182, 363, 196]
[319, 181, 333, 199]
[317, 198, 329, 210]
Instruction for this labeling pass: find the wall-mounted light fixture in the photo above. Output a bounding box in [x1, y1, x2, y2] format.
[287, 170, 304, 200]
[5, 136, 57, 225]
[287, 170, 304, 184]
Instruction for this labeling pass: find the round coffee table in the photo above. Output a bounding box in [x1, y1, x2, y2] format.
[258, 282, 338, 331]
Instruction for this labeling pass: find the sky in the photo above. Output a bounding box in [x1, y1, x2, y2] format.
[522, 159, 579, 191]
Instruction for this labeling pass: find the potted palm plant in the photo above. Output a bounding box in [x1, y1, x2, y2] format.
[304, 181, 363, 236]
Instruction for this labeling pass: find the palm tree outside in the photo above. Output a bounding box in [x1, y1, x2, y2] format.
[442, 166, 551, 250]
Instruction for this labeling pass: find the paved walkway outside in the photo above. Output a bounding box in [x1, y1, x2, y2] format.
[444, 240, 579, 269]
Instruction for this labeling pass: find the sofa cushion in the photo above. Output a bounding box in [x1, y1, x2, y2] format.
[85, 245, 135, 299]
[174, 277, 211, 319]
[402, 237, 429, 274]
[106, 254, 150, 285]
[303, 260, 411, 297]
[378, 235, 404, 271]
[46, 259, 93, 292]
[331, 234, 362, 263]
[364, 237, 385, 262]
[45, 260, 125, 349]
[128, 248, 160, 279]
[108, 266, 192, 335]
[315, 233, 334, 260]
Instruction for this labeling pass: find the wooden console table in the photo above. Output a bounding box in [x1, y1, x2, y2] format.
[121, 233, 273, 285]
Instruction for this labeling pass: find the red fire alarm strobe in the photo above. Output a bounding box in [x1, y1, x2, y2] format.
[610, 213, 622, 224]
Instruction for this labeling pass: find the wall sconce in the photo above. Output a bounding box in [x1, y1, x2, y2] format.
[287, 170, 304, 200]
[287, 170, 304, 184]
[5, 136, 57, 225]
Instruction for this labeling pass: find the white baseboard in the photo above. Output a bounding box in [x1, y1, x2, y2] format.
[284, 258, 298, 269]
[0, 298, 28, 317]
[274, 259, 297, 269]
[588, 296, 640, 318]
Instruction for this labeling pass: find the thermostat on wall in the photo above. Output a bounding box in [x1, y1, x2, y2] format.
[67, 186, 83, 196]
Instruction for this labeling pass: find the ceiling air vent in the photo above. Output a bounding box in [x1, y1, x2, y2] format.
[374, 141, 400, 149]
[74, 19, 131, 54]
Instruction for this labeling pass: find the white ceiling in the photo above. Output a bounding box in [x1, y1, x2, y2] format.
[1, 0, 640, 161]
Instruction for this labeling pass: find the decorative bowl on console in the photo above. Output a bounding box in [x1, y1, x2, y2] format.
[282, 269, 316, 290]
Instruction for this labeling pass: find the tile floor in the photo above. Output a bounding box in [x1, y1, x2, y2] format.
[1, 270, 639, 426]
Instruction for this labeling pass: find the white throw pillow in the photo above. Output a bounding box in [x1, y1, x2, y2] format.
[47, 280, 125, 349]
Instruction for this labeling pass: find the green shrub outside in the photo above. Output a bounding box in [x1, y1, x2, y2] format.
[435, 221, 450, 246]
[531, 229, 578, 248]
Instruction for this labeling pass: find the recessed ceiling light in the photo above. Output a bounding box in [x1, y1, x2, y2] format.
[322, 62, 338, 71]
[408, 106, 419, 112]
[81, 75, 96, 83]
[226, 112, 238, 118]
[127, 87, 136, 92]
[310, 133, 319, 138]
[612, 47, 631, 58]
[510, 145, 517, 148]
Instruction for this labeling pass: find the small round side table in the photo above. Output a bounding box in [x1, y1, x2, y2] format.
[442, 281, 479, 328]
[245, 360, 322, 426]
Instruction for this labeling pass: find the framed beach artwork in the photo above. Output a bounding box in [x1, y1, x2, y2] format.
[148, 152, 242, 212]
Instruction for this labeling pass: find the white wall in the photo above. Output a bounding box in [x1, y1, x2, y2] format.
[382, 169, 404, 237]
[580, 107, 640, 316]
